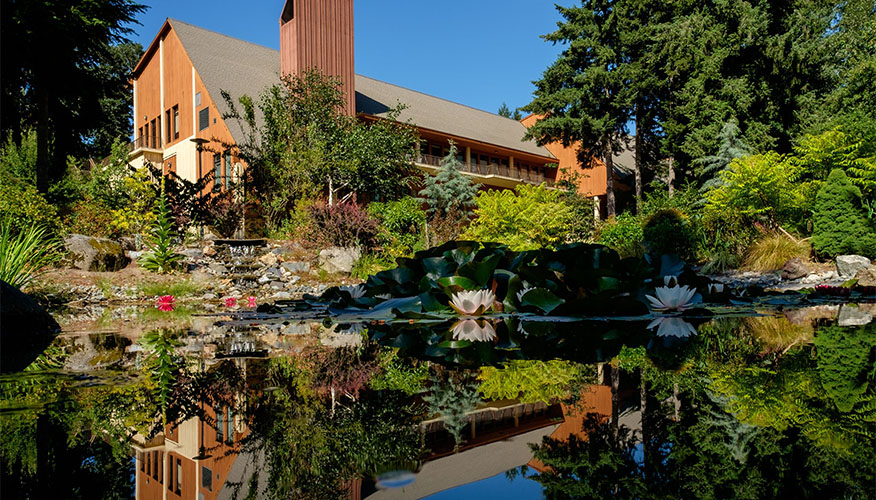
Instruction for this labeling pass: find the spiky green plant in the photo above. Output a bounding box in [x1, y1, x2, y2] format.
[139, 182, 184, 273]
[139, 328, 184, 420]
[0, 219, 61, 289]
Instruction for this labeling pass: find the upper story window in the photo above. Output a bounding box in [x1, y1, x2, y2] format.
[198, 107, 209, 131]
[195, 92, 202, 106]
[173, 105, 180, 139]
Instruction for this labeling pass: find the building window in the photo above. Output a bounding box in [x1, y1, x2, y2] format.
[198, 107, 209, 131]
[429, 144, 442, 158]
[167, 454, 173, 492]
[202, 466, 213, 491]
[216, 405, 224, 442]
[151, 118, 157, 148]
[138, 127, 143, 146]
[144, 123, 150, 148]
[213, 154, 222, 190]
[176, 458, 182, 494]
[139, 452, 144, 472]
[173, 105, 180, 139]
[225, 406, 234, 444]
[195, 92, 202, 106]
[223, 151, 232, 189]
[165, 110, 172, 142]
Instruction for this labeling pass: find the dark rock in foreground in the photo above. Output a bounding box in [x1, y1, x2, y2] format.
[1, 280, 60, 373]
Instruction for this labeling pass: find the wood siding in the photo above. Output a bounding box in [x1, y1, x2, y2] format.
[519, 114, 607, 197]
[280, 0, 355, 113]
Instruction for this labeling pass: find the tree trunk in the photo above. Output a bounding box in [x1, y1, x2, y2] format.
[634, 108, 643, 214]
[35, 84, 51, 193]
[604, 136, 616, 218]
[328, 175, 334, 206]
[611, 363, 619, 440]
[667, 156, 675, 197]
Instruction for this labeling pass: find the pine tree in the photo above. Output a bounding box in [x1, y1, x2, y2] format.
[696, 119, 751, 191]
[497, 102, 512, 118]
[812, 169, 876, 259]
[418, 142, 478, 220]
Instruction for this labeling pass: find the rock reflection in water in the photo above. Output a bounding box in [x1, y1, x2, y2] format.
[0, 305, 873, 499]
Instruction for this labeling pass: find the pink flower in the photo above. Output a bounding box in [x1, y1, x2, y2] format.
[224, 297, 237, 307]
[156, 295, 175, 312]
[246, 296, 257, 308]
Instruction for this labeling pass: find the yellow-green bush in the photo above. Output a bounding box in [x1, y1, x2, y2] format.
[596, 213, 644, 258]
[462, 183, 574, 250]
[0, 182, 62, 236]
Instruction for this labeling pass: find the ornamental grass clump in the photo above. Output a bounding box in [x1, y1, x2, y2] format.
[742, 234, 811, 272]
[0, 219, 61, 289]
[139, 183, 184, 274]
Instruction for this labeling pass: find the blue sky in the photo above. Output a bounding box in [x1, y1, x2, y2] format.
[128, 0, 567, 115]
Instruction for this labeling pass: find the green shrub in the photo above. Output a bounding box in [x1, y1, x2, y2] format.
[140, 185, 184, 274]
[0, 182, 62, 236]
[642, 208, 697, 260]
[0, 219, 61, 289]
[462, 183, 575, 250]
[700, 249, 742, 274]
[368, 197, 426, 257]
[812, 169, 876, 259]
[0, 128, 37, 185]
[596, 213, 644, 259]
[743, 234, 811, 272]
[64, 196, 116, 238]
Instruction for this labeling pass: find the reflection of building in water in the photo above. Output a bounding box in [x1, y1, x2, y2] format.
[132, 359, 250, 500]
[364, 368, 617, 500]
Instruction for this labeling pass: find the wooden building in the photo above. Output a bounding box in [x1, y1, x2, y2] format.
[128, 0, 607, 202]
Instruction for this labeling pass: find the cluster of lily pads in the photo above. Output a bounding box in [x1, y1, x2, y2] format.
[303, 241, 733, 321]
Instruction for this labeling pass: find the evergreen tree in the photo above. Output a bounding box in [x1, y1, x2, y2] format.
[417, 142, 478, 220]
[812, 169, 876, 259]
[524, 1, 629, 217]
[695, 119, 751, 191]
[497, 102, 512, 118]
[0, 0, 147, 193]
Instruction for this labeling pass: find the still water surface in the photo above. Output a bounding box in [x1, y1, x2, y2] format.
[2, 303, 874, 499]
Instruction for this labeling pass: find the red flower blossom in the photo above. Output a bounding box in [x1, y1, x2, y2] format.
[156, 295, 175, 312]
[224, 297, 237, 307]
[246, 296, 257, 308]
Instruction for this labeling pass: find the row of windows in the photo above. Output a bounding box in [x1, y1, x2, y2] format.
[138, 99, 209, 148]
[419, 141, 546, 175]
[138, 450, 180, 494]
[215, 405, 235, 444]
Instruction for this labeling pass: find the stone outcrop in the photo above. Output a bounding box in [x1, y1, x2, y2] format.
[64, 234, 129, 272]
[853, 265, 876, 287]
[318, 247, 361, 274]
[836, 255, 871, 279]
[781, 258, 809, 280]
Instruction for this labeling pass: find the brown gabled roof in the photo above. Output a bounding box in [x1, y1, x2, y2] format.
[159, 19, 552, 158]
[355, 76, 553, 158]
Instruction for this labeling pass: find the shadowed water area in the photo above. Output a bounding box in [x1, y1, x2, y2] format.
[3, 243, 875, 499]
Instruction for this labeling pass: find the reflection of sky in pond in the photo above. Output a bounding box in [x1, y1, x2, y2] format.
[422, 469, 544, 500]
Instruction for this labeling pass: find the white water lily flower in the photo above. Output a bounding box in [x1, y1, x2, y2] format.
[708, 283, 724, 294]
[451, 319, 497, 342]
[645, 285, 700, 311]
[647, 317, 698, 338]
[375, 293, 392, 300]
[663, 275, 679, 287]
[339, 284, 366, 299]
[449, 289, 495, 316]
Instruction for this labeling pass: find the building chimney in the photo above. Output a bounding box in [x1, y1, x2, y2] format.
[279, 0, 355, 114]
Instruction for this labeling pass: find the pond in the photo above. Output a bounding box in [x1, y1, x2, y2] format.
[2, 301, 874, 499]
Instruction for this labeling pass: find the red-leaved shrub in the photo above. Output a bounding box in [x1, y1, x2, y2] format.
[306, 202, 379, 249]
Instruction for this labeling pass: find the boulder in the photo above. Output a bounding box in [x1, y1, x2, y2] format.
[318, 247, 361, 274]
[258, 252, 279, 267]
[781, 258, 809, 280]
[64, 234, 129, 272]
[281, 261, 311, 273]
[181, 248, 204, 260]
[1, 280, 59, 373]
[853, 265, 876, 287]
[203, 245, 217, 257]
[836, 255, 871, 279]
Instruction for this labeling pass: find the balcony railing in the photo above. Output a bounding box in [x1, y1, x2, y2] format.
[417, 154, 553, 186]
[128, 135, 162, 152]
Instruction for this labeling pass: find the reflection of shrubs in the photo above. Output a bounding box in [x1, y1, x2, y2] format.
[812, 169, 876, 259]
[478, 359, 585, 404]
[643, 208, 697, 260]
[743, 234, 810, 272]
[307, 203, 379, 249]
[367, 197, 426, 257]
[597, 213, 644, 258]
